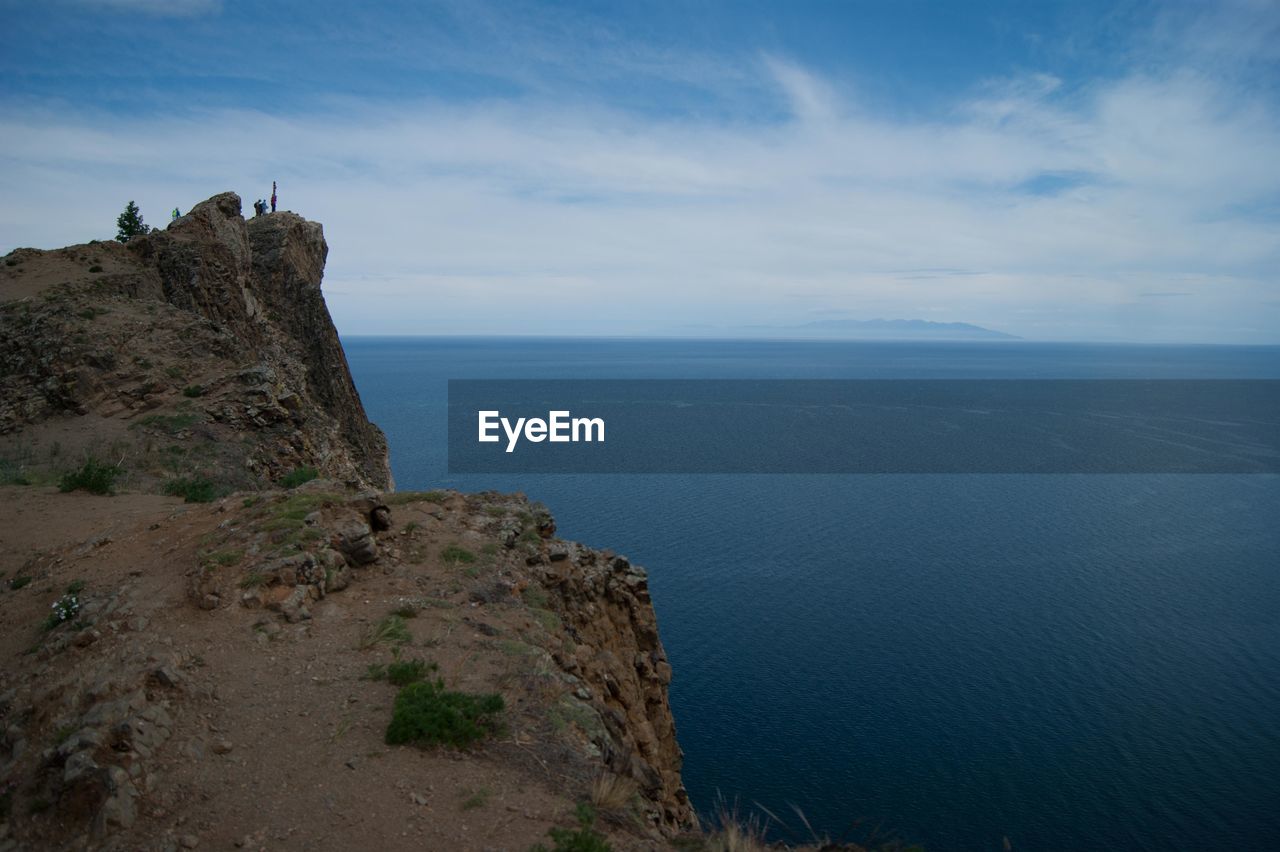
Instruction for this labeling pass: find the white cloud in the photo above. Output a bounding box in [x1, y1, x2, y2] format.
[763, 55, 843, 124]
[1, 58, 1277, 343]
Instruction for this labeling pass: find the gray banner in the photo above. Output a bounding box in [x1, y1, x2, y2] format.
[447, 379, 1280, 473]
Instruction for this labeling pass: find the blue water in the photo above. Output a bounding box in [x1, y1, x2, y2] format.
[344, 338, 1280, 851]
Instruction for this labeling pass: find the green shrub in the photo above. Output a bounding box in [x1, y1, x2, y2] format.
[280, 466, 318, 488]
[8, 576, 32, 591]
[384, 679, 504, 749]
[532, 804, 612, 852]
[182, 384, 204, 398]
[59, 458, 122, 495]
[88, 265, 103, 273]
[163, 475, 218, 503]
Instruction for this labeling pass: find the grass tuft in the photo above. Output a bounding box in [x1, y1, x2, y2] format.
[590, 772, 638, 812]
[460, 787, 491, 810]
[532, 803, 612, 852]
[385, 490, 447, 505]
[441, 544, 476, 565]
[280, 466, 319, 488]
[361, 614, 411, 649]
[367, 657, 436, 687]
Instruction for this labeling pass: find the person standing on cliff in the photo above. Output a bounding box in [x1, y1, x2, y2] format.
[270, 181, 277, 213]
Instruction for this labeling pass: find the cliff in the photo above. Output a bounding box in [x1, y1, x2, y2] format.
[0, 192, 391, 491]
[0, 195, 695, 851]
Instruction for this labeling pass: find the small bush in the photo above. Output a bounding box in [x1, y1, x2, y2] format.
[59, 458, 122, 495]
[65, 579, 86, 595]
[9, 576, 32, 591]
[182, 384, 204, 398]
[43, 592, 81, 630]
[163, 475, 218, 503]
[384, 679, 504, 749]
[88, 265, 103, 273]
[280, 466, 318, 488]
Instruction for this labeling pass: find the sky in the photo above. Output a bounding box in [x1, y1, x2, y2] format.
[1, 0, 1278, 343]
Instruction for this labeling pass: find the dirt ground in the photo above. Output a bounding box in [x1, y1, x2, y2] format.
[0, 485, 673, 852]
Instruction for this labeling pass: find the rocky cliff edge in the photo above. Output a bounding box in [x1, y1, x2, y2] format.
[0, 195, 697, 851]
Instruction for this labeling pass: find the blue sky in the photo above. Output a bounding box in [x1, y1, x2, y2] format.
[2, 0, 1278, 342]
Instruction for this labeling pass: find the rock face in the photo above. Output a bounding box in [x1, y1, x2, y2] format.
[541, 550, 694, 829]
[129, 194, 392, 489]
[0, 192, 391, 490]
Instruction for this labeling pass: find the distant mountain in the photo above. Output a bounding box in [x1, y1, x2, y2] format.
[740, 318, 1021, 340]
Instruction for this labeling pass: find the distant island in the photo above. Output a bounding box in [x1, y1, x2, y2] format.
[740, 318, 1021, 340]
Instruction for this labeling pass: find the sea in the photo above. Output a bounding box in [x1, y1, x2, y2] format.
[343, 337, 1280, 852]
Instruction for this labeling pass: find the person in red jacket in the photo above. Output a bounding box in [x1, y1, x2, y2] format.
[270, 181, 277, 213]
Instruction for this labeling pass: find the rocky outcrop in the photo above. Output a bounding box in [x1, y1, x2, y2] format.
[128, 194, 392, 489]
[0, 192, 391, 490]
[539, 549, 695, 830]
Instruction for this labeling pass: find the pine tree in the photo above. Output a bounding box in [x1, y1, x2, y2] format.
[116, 201, 151, 243]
